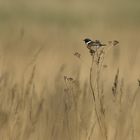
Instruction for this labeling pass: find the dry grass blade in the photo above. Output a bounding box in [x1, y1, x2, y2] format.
[112, 68, 119, 97]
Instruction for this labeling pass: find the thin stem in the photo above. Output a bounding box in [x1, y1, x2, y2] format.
[89, 54, 104, 138]
[97, 53, 108, 140]
[89, 55, 96, 101]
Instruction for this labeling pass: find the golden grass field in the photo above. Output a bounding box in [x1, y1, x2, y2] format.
[0, 0, 140, 140]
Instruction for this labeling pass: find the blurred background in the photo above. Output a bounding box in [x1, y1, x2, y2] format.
[0, 1, 140, 140]
[0, 0, 140, 83]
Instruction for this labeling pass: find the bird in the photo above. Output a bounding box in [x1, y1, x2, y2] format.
[83, 38, 106, 53]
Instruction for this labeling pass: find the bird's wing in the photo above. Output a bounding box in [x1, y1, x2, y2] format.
[90, 45, 97, 51]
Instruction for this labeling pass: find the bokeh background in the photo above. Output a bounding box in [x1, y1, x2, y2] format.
[0, 0, 140, 80]
[0, 0, 140, 140]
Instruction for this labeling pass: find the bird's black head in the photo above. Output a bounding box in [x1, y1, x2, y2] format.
[83, 38, 92, 43]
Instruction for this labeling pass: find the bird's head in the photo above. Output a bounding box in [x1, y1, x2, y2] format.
[83, 38, 92, 44]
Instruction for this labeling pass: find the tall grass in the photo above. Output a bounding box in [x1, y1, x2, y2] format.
[0, 35, 139, 140]
[0, 1, 140, 139]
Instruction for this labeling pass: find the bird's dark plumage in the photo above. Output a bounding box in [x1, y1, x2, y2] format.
[83, 38, 106, 52]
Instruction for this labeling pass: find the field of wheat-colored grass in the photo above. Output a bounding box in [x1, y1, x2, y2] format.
[0, 0, 140, 140]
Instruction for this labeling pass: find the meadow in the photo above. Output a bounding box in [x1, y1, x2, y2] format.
[0, 0, 140, 140]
